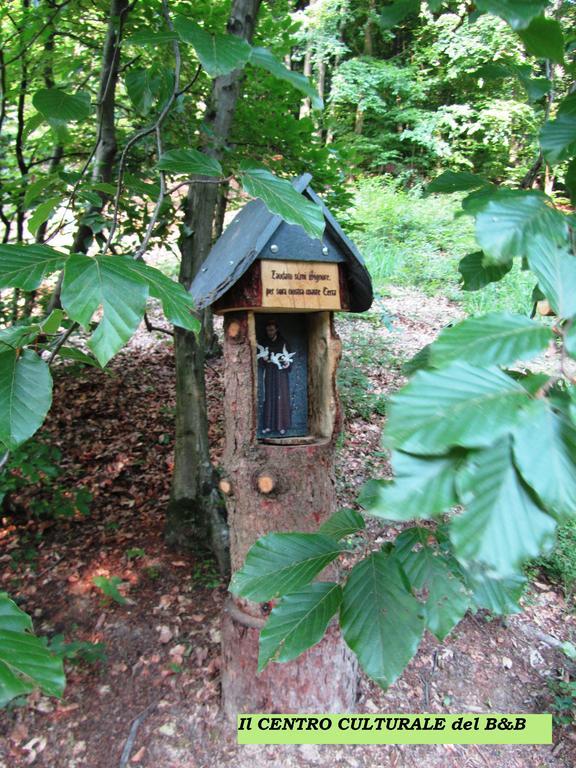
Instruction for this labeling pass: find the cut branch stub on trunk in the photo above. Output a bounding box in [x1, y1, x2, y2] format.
[256, 473, 276, 495]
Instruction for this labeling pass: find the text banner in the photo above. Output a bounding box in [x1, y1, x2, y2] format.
[237, 714, 552, 745]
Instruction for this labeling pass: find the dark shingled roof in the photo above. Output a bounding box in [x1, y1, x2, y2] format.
[190, 174, 373, 312]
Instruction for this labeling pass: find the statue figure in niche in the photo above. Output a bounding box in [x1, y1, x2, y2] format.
[257, 319, 295, 435]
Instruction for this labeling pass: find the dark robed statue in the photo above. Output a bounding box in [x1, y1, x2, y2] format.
[257, 319, 294, 435]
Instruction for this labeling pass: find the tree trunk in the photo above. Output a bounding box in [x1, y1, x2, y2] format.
[70, 0, 129, 255]
[220, 312, 358, 718]
[166, 0, 262, 574]
[352, 0, 375, 139]
[222, 618, 357, 717]
[212, 179, 229, 242]
[315, 58, 325, 139]
[26, 18, 63, 317]
[364, 0, 375, 56]
[203, 181, 230, 357]
[354, 104, 365, 135]
[299, 48, 312, 119]
[47, 0, 129, 314]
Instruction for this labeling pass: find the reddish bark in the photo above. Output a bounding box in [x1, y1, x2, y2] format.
[222, 611, 357, 718]
[220, 311, 358, 716]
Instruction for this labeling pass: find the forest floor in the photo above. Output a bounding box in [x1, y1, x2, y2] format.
[1, 287, 575, 768]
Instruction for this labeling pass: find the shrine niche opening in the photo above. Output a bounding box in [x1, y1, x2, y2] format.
[250, 311, 339, 446]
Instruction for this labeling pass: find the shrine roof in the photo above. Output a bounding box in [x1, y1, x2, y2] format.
[190, 174, 373, 312]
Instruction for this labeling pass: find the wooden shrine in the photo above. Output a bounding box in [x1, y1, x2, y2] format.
[191, 174, 373, 718]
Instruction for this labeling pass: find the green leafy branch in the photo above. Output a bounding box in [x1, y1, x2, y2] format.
[0, 245, 201, 451]
[0, 3, 327, 455]
[0, 593, 65, 707]
[231, 512, 522, 687]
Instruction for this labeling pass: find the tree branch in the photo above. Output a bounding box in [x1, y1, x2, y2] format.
[560, 319, 574, 382]
[144, 313, 174, 337]
[105, 0, 182, 258]
[118, 699, 160, 768]
[27, 151, 89, 168]
[133, 125, 169, 260]
[520, 156, 543, 190]
[0, 451, 9, 475]
[15, 58, 29, 177]
[44, 0, 132, 246]
[0, 50, 6, 137]
[0, 206, 11, 243]
[3, 1, 72, 66]
[167, 176, 233, 196]
[175, 64, 202, 97]
[118, 55, 141, 74]
[52, 30, 101, 50]
[48, 322, 79, 366]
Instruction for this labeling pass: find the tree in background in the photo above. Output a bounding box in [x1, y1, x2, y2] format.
[290, 0, 572, 185]
[166, 0, 263, 572]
